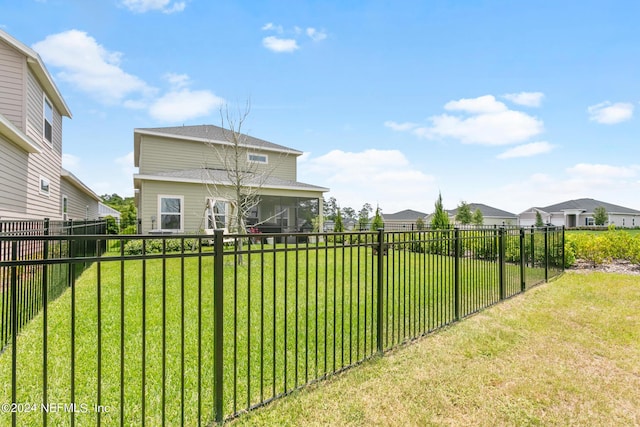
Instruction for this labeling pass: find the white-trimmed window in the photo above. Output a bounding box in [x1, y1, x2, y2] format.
[62, 195, 68, 220]
[43, 97, 53, 145]
[247, 153, 268, 164]
[158, 195, 183, 230]
[206, 198, 230, 230]
[39, 176, 50, 196]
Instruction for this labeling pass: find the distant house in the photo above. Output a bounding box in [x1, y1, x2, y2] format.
[519, 198, 640, 228]
[60, 169, 101, 220]
[445, 203, 517, 226]
[0, 29, 100, 221]
[98, 202, 122, 222]
[381, 209, 428, 230]
[133, 125, 329, 234]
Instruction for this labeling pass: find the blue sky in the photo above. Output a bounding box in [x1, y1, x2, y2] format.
[2, 0, 639, 215]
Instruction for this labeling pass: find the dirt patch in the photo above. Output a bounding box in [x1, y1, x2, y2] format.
[569, 259, 640, 276]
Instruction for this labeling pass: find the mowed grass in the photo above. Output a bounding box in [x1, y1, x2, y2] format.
[0, 242, 551, 425]
[233, 271, 640, 426]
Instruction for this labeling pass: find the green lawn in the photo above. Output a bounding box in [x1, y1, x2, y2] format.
[0, 243, 548, 425]
[233, 271, 640, 426]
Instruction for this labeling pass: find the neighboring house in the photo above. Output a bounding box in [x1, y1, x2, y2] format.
[133, 125, 329, 234]
[60, 168, 101, 220]
[519, 198, 640, 228]
[446, 203, 517, 226]
[98, 202, 122, 222]
[381, 209, 428, 230]
[0, 29, 100, 221]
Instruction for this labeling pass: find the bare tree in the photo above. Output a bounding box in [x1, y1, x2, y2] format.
[201, 101, 286, 242]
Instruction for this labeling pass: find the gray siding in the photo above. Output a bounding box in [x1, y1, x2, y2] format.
[0, 134, 29, 216]
[61, 179, 100, 220]
[139, 135, 297, 181]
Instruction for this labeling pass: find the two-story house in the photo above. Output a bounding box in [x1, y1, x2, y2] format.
[133, 125, 329, 234]
[0, 29, 100, 221]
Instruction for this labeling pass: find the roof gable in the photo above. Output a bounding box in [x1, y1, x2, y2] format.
[447, 203, 516, 218]
[0, 29, 71, 118]
[382, 209, 428, 221]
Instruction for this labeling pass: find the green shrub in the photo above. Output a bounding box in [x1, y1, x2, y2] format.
[123, 238, 200, 255]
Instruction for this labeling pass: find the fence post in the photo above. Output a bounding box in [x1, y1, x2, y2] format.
[544, 227, 549, 282]
[10, 240, 18, 427]
[454, 228, 460, 321]
[519, 228, 526, 293]
[562, 226, 566, 272]
[42, 219, 49, 424]
[499, 227, 506, 300]
[376, 228, 384, 353]
[213, 229, 224, 422]
[530, 226, 535, 268]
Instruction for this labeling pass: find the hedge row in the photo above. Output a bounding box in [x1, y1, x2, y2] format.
[565, 230, 640, 267]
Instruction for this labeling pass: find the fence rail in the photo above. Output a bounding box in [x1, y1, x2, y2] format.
[0, 226, 563, 426]
[0, 219, 106, 352]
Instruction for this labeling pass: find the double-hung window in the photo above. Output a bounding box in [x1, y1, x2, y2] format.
[207, 198, 229, 230]
[43, 97, 53, 144]
[159, 196, 183, 230]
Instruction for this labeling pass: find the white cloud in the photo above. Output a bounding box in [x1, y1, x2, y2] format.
[444, 95, 507, 114]
[397, 95, 545, 146]
[261, 22, 283, 33]
[32, 30, 155, 105]
[306, 27, 327, 42]
[33, 30, 222, 122]
[164, 72, 190, 89]
[503, 92, 544, 107]
[262, 36, 299, 53]
[261, 23, 327, 52]
[300, 149, 436, 212]
[497, 141, 554, 159]
[587, 101, 634, 124]
[566, 163, 638, 179]
[415, 109, 544, 145]
[384, 121, 418, 132]
[479, 163, 640, 213]
[121, 0, 186, 13]
[149, 88, 225, 122]
[115, 151, 137, 176]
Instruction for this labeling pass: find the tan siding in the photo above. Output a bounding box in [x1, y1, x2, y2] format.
[0, 39, 25, 130]
[25, 70, 42, 142]
[139, 180, 227, 233]
[0, 135, 29, 216]
[61, 179, 100, 220]
[138, 178, 324, 234]
[22, 70, 63, 219]
[139, 135, 298, 181]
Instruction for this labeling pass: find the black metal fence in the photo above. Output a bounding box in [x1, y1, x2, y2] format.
[0, 219, 106, 352]
[0, 226, 563, 426]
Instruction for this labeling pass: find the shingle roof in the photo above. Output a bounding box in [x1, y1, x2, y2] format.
[383, 209, 428, 221]
[447, 203, 516, 218]
[136, 168, 329, 192]
[135, 124, 302, 154]
[536, 198, 640, 214]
